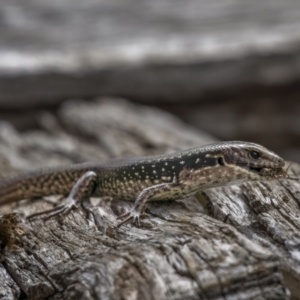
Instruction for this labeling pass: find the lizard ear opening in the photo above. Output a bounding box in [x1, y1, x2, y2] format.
[218, 157, 225, 166]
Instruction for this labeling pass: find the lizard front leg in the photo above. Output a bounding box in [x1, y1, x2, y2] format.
[117, 182, 178, 228]
[27, 171, 98, 220]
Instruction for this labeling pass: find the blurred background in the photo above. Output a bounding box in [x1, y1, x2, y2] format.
[0, 0, 300, 162]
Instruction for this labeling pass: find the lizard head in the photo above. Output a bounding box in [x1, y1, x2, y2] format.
[216, 141, 286, 180]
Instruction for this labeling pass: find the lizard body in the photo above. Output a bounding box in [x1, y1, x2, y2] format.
[0, 141, 286, 226]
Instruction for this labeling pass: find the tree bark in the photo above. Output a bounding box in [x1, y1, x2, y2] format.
[204, 163, 300, 299]
[0, 99, 297, 299]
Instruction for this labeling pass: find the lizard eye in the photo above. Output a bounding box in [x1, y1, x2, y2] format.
[249, 151, 260, 159]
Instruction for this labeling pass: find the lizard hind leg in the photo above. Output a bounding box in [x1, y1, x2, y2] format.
[117, 182, 178, 228]
[27, 171, 98, 221]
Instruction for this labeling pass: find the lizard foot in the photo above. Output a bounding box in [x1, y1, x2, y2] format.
[116, 209, 143, 228]
[27, 198, 78, 221]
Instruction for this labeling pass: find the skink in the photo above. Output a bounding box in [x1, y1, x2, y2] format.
[0, 141, 286, 227]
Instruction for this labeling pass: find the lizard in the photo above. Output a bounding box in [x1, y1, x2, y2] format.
[0, 141, 287, 227]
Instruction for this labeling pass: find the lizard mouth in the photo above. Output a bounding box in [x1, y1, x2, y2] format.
[244, 166, 287, 178]
[248, 166, 263, 173]
[239, 165, 264, 174]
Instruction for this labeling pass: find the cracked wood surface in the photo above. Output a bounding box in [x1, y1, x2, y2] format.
[204, 164, 300, 299]
[0, 99, 297, 299]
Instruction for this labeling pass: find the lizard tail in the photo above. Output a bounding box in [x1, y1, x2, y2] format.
[0, 179, 23, 205]
[0, 166, 84, 206]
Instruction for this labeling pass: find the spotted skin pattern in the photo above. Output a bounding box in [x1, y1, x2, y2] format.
[0, 141, 285, 227]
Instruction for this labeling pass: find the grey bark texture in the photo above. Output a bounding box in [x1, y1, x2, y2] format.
[2, 0, 300, 107]
[0, 99, 298, 299]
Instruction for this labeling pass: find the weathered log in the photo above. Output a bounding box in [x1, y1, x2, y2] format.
[2, 1, 300, 107]
[204, 164, 300, 299]
[0, 200, 289, 300]
[0, 100, 297, 299]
